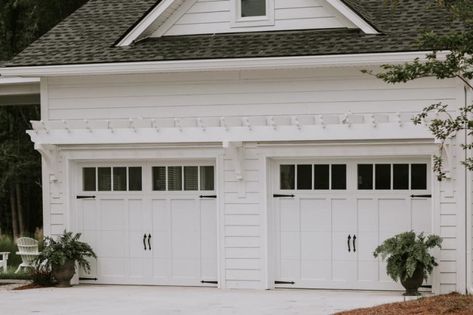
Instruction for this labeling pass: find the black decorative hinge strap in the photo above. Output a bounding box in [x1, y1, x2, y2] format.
[273, 194, 295, 198]
[410, 194, 432, 198]
[275, 281, 295, 285]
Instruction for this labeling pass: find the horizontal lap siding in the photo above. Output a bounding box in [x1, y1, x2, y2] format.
[223, 148, 264, 288]
[158, 0, 349, 36]
[46, 69, 459, 121]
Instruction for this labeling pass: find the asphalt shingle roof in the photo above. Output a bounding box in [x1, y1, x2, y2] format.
[5, 0, 464, 67]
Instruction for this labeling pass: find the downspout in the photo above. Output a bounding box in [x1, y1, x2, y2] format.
[465, 85, 473, 294]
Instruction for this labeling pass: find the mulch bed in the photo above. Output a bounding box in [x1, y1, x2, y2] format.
[337, 293, 473, 315]
[13, 283, 45, 290]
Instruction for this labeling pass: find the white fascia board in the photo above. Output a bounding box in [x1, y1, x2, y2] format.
[326, 0, 378, 34]
[0, 51, 443, 77]
[117, 0, 180, 46]
[0, 77, 40, 84]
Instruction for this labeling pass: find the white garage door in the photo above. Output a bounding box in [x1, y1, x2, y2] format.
[76, 162, 218, 286]
[273, 159, 432, 290]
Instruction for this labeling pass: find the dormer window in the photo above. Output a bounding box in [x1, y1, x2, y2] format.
[241, 0, 266, 18]
[232, 0, 274, 28]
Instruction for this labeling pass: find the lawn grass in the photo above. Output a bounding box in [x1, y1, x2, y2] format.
[337, 293, 473, 315]
[0, 266, 31, 280]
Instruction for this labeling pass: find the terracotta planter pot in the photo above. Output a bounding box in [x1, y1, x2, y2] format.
[401, 265, 424, 296]
[52, 260, 75, 287]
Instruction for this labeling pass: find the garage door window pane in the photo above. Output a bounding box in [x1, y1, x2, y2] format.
[375, 164, 391, 190]
[168, 166, 183, 191]
[297, 165, 312, 190]
[129, 167, 142, 191]
[411, 164, 427, 190]
[184, 166, 198, 191]
[358, 164, 373, 190]
[241, 0, 266, 17]
[314, 165, 330, 190]
[98, 167, 112, 191]
[83, 168, 96, 191]
[331, 165, 347, 190]
[393, 164, 409, 190]
[280, 165, 295, 190]
[200, 166, 215, 191]
[152, 167, 166, 191]
[113, 167, 127, 191]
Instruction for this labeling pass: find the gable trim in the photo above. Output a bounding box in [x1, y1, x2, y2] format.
[117, 0, 178, 47]
[326, 0, 379, 34]
[0, 51, 443, 77]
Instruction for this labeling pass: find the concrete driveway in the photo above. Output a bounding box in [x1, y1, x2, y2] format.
[0, 285, 408, 315]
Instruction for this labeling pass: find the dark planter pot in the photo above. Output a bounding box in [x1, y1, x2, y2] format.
[52, 260, 75, 287]
[400, 265, 424, 296]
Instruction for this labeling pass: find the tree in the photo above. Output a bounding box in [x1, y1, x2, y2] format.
[364, 0, 473, 180]
[0, 0, 88, 237]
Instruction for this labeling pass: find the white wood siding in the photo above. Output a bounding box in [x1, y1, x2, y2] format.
[44, 68, 460, 122]
[152, 0, 353, 36]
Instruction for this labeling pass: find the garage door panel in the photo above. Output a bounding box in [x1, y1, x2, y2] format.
[100, 230, 128, 257]
[82, 199, 98, 230]
[412, 198, 432, 234]
[280, 231, 300, 259]
[379, 199, 410, 240]
[201, 200, 218, 279]
[300, 199, 330, 232]
[358, 260, 379, 282]
[301, 231, 331, 260]
[357, 199, 378, 232]
[333, 260, 357, 282]
[152, 199, 169, 232]
[172, 259, 201, 279]
[301, 259, 331, 281]
[171, 199, 200, 259]
[152, 258, 171, 280]
[99, 258, 127, 279]
[129, 257, 153, 281]
[280, 199, 299, 231]
[100, 199, 127, 230]
[332, 199, 355, 231]
[280, 258, 301, 280]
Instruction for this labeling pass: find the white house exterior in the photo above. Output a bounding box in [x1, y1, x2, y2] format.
[1, 0, 472, 294]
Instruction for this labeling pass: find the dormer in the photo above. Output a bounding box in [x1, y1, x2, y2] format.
[117, 0, 378, 46]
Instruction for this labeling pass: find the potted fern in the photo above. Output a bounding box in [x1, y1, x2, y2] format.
[373, 231, 442, 296]
[36, 231, 96, 287]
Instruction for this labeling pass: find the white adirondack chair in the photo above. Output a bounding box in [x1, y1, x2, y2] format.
[0, 252, 9, 273]
[15, 237, 39, 274]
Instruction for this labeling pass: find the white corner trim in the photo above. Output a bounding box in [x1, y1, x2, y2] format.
[326, 0, 378, 34]
[0, 51, 446, 77]
[117, 0, 180, 47]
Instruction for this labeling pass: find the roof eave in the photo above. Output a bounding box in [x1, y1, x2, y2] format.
[0, 51, 444, 77]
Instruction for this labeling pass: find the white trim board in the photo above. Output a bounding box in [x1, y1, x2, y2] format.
[117, 0, 184, 46]
[325, 0, 378, 34]
[0, 51, 446, 77]
[28, 124, 433, 146]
